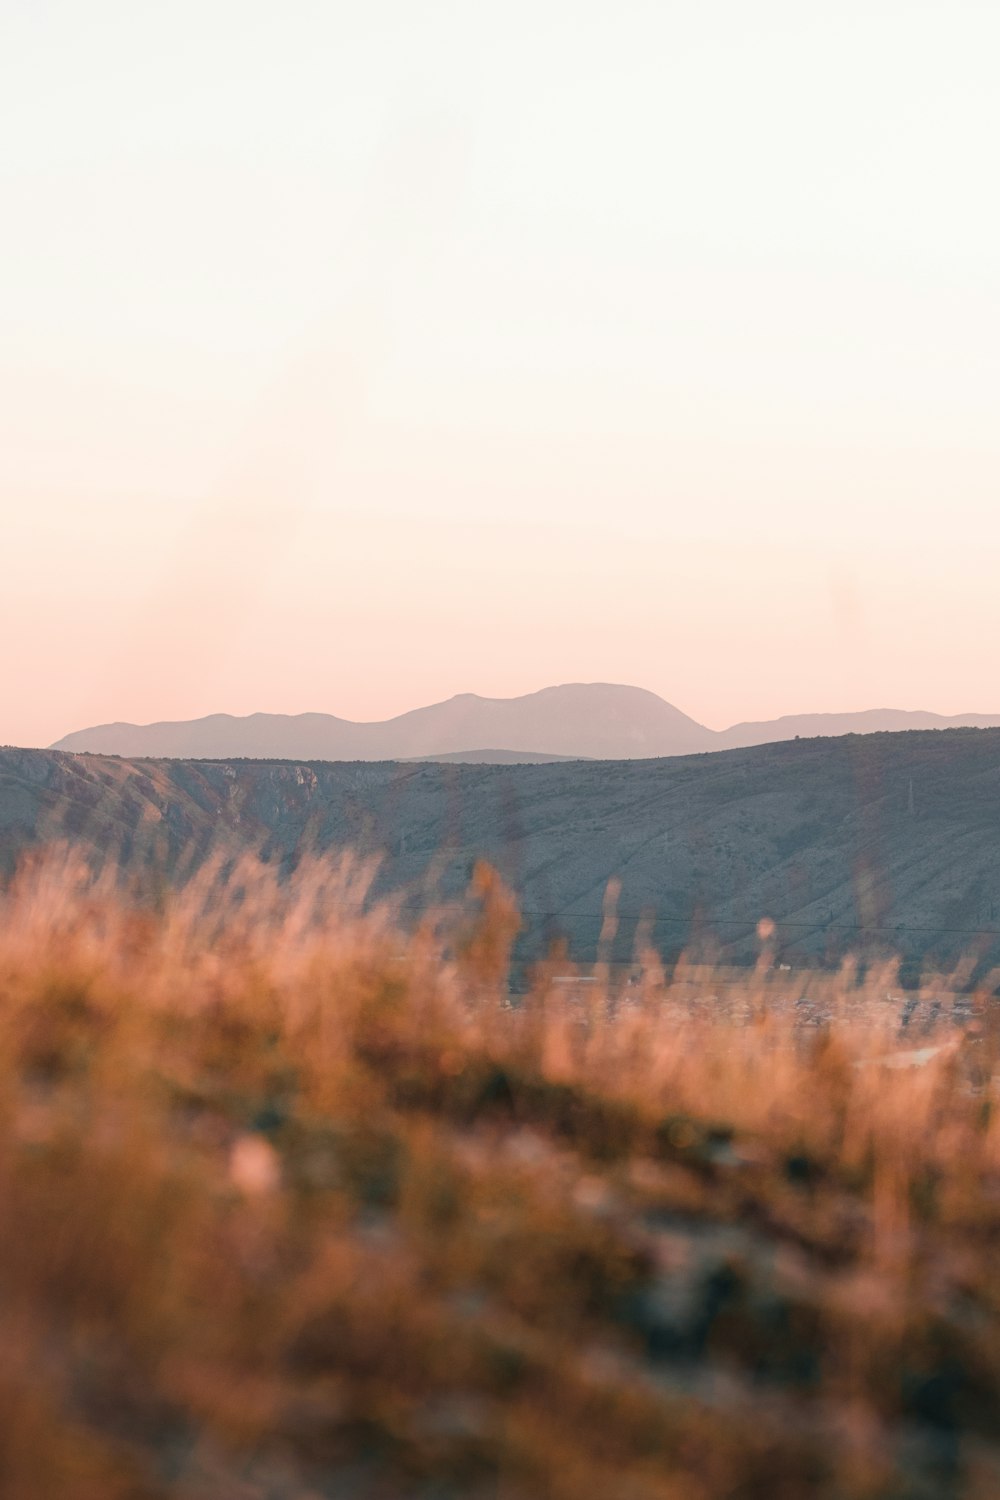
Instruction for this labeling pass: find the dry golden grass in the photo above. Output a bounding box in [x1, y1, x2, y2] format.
[1, 851, 1000, 1498]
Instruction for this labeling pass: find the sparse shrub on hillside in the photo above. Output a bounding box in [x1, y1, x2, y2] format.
[1, 851, 1000, 1497]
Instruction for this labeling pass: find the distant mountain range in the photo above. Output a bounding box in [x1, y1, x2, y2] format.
[50, 683, 1000, 762]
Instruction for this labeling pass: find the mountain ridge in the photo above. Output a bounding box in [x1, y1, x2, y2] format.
[50, 683, 1000, 762]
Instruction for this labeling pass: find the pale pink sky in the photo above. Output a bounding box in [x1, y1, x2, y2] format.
[3, 2, 1000, 748]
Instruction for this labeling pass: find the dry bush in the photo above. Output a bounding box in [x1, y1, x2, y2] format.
[0, 851, 999, 1498]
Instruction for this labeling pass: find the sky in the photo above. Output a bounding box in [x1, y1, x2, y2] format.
[3, 0, 1000, 747]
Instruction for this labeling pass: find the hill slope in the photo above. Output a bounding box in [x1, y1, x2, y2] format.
[8, 729, 1000, 972]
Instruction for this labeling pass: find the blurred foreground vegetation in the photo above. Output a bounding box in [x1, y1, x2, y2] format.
[2, 853, 1000, 1498]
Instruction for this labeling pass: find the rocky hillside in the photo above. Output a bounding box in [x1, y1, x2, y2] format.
[5, 729, 1000, 973]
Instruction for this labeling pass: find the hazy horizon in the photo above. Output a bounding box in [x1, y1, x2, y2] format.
[39, 678, 1000, 750]
[4, 2, 1000, 749]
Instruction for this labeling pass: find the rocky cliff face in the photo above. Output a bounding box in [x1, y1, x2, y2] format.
[5, 729, 1000, 973]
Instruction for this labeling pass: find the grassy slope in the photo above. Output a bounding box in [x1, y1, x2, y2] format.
[2, 854, 1000, 1497]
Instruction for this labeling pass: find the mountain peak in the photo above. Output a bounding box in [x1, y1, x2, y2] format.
[51, 684, 711, 760]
